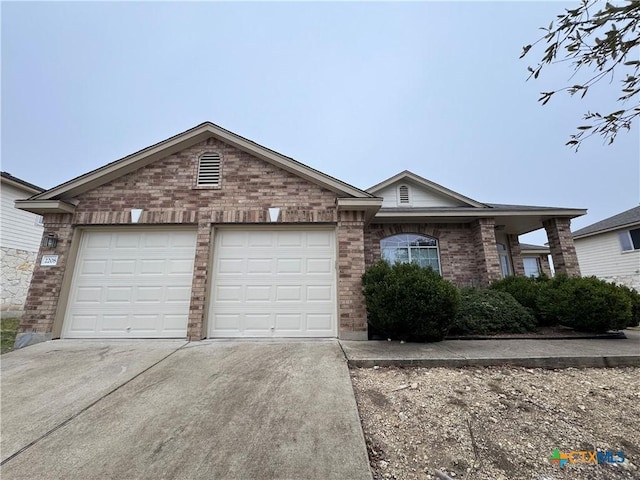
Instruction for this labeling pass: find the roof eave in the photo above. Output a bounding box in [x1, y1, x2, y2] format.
[15, 199, 77, 215]
[337, 197, 383, 224]
[574, 221, 640, 240]
[1, 176, 44, 195]
[366, 171, 487, 208]
[34, 122, 373, 201]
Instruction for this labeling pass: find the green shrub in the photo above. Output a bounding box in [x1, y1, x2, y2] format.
[490, 275, 549, 323]
[616, 284, 640, 327]
[450, 288, 536, 336]
[537, 276, 632, 332]
[362, 261, 460, 342]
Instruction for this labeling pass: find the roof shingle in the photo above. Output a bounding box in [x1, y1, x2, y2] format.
[573, 206, 640, 238]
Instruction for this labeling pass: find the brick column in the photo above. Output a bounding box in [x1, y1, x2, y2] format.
[539, 255, 552, 277]
[18, 214, 74, 346]
[507, 234, 525, 276]
[543, 218, 581, 276]
[187, 222, 211, 340]
[471, 218, 502, 286]
[337, 211, 367, 340]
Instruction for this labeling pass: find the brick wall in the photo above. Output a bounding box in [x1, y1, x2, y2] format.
[543, 218, 581, 276]
[20, 137, 358, 341]
[471, 218, 502, 286]
[337, 211, 367, 340]
[507, 234, 525, 276]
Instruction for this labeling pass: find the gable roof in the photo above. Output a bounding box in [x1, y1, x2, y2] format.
[27, 122, 375, 202]
[573, 206, 640, 239]
[366, 170, 487, 208]
[1, 172, 44, 195]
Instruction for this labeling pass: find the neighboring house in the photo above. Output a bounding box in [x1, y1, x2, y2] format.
[519, 243, 552, 277]
[1, 172, 45, 318]
[14, 122, 585, 346]
[573, 206, 640, 291]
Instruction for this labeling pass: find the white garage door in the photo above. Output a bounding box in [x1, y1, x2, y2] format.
[63, 230, 196, 338]
[209, 229, 336, 337]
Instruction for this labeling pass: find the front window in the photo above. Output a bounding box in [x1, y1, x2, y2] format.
[381, 233, 440, 273]
[497, 243, 511, 277]
[523, 257, 541, 277]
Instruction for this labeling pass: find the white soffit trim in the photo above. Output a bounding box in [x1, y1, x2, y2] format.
[14, 199, 76, 215]
[367, 170, 487, 208]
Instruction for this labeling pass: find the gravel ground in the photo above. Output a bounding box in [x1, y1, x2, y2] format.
[351, 366, 640, 480]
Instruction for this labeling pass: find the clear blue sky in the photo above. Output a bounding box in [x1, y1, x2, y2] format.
[2, 1, 638, 245]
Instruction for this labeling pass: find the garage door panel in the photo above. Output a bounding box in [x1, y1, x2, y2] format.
[210, 229, 336, 337]
[307, 285, 333, 302]
[307, 314, 333, 331]
[64, 230, 196, 338]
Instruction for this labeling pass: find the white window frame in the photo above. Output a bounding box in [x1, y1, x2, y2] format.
[618, 228, 640, 252]
[380, 233, 441, 273]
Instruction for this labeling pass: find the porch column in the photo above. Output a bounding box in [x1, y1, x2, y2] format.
[507, 234, 525, 276]
[337, 210, 367, 340]
[543, 218, 581, 276]
[471, 218, 502, 286]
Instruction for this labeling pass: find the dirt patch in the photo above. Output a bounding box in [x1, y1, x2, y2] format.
[351, 366, 639, 479]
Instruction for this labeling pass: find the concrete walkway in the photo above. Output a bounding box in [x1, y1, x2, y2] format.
[340, 329, 640, 368]
[1, 340, 371, 480]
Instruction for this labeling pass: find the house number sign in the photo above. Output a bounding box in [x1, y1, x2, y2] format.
[40, 255, 59, 266]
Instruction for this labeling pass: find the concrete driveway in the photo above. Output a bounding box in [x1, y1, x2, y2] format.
[1, 340, 372, 480]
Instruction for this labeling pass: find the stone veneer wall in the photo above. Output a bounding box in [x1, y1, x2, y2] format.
[1, 247, 38, 318]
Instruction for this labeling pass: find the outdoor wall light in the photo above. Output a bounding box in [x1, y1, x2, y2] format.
[131, 208, 143, 223]
[42, 233, 58, 249]
[268, 207, 281, 222]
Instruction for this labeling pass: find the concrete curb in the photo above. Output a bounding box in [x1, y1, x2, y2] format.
[348, 355, 640, 369]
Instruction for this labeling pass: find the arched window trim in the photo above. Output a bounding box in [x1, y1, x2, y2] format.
[197, 152, 222, 186]
[380, 233, 441, 273]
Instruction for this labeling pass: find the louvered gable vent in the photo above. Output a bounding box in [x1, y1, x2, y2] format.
[398, 185, 410, 204]
[198, 154, 221, 186]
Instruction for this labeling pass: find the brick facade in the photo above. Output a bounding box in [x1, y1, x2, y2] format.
[17, 129, 585, 345]
[471, 218, 502, 286]
[20, 138, 352, 340]
[365, 222, 503, 288]
[543, 218, 581, 276]
[507, 234, 525, 276]
[337, 211, 367, 340]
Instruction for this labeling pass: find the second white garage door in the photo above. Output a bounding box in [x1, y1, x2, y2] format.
[209, 229, 337, 337]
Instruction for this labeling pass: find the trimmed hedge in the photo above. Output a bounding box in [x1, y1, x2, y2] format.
[536, 275, 631, 333]
[617, 284, 640, 328]
[489, 275, 548, 323]
[362, 261, 459, 342]
[451, 288, 536, 336]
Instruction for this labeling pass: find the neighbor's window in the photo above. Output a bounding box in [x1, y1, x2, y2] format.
[618, 228, 640, 252]
[197, 153, 221, 186]
[381, 233, 440, 273]
[523, 257, 541, 277]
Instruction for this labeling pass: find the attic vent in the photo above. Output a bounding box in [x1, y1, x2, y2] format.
[398, 185, 410, 204]
[197, 154, 221, 186]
